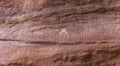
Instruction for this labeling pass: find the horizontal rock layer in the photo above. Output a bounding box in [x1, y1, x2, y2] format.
[0, 0, 120, 43]
[0, 42, 120, 66]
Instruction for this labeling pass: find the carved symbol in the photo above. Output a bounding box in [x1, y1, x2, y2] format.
[59, 29, 68, 39]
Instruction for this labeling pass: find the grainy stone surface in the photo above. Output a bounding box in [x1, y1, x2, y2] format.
[0, 0, 120, 66]
[0, 0, 120, 42]
[0, 42, 120, 66]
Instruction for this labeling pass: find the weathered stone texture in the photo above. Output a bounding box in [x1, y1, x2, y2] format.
[0, 0, 120, 66]
[0, 0, 120, 42]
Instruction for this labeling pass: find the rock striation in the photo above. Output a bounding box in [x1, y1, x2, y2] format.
[0, 0, 120, 66]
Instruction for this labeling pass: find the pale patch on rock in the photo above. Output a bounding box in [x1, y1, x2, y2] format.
[59, 29, 69, 42]
[22, 0, 34, 13]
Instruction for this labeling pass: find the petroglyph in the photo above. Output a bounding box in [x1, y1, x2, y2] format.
[59, 29, 69, 41]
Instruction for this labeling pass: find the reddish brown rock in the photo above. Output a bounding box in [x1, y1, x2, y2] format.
[0, 0, 120, 66]
[0, 0, 120, 42]
[0, 42, 120, 66]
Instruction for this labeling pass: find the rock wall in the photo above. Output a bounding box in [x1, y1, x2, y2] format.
[0, 0, 120, 66]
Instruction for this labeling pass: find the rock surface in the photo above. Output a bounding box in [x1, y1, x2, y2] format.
[0, 0, 120, 66]
[0, 42, 120, 66]
[0, 0, 120, 42]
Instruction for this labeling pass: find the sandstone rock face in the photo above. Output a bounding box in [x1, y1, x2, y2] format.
[0, 42, 120, 66]
[0, 0, 120, 42]
[0, 0, 120, 66]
